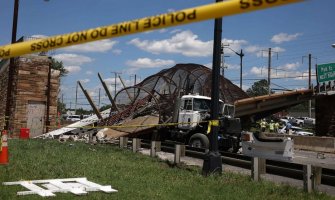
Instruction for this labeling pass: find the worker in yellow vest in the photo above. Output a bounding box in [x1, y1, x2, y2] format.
[260, 119, 267, 132]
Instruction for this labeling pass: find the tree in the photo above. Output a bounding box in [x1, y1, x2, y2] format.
[99, 104, 112, 112]
[52, 57, 68, 115]
[50, 57, 68, 77]
[246, 79, 272, 97]
[75, 108, 93, 115]
[288, 99, 315, 112]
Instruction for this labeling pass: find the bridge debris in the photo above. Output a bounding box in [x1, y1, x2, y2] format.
[43, 64, 316, 142]
[100, 63, 247, 135]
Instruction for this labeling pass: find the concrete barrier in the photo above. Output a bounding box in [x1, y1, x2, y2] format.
[132, 138, 141, 152]
[294, 136, 335, 153]
[119, 137, 128, 149]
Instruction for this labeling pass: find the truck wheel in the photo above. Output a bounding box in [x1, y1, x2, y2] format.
[189, 133, 209, 149]
[230, 140, 240, 153]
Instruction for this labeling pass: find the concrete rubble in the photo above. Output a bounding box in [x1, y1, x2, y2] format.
[55, 128, 122, 144]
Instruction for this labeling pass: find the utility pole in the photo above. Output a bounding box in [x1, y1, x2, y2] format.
[11, 0, 19, 48]
[222, 45, 244, 88]
[308, 54, 312, 118]
[130, 74, 137, 97]
[220, 44, 230, 77]
[46, 58, 51, 133]
[98, 88, 101, 109]
[221, 45, 225, 76]
[202, 0, 223, 176]
[111, 71, 122, 98]
[5, 0, 50, 130]
[74, 82, 78, 115]
[5, 0, 20, 130]
[303, 54, 317, 118]
[268, 48, 271, 95]
[239, 49, 244, 89]
[134, 74, 137, 98]
[308, 54, 312, 89]
[262, 48, 278, 95]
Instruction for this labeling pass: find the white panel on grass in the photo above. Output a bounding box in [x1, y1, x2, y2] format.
[3, 177, 118, 197]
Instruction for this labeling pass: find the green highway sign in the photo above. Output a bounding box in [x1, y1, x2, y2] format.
[317, 63, 335, 83]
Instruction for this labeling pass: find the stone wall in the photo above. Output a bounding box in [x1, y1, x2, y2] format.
[0, 55, 60, 137]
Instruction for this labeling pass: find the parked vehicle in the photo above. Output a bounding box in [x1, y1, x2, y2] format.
[294, 117, 305, 127]
[66, 115, 81, 122]
[278, 125, 314, 136]
[161, 94, 242, 153]
[300, 117, 315, 125]
[280, 116, 296, 125]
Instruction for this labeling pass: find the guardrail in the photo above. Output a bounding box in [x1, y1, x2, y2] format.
[251, 157, 323, 193]
[242, 132, 334, 193]
[115, 136, 334, 194]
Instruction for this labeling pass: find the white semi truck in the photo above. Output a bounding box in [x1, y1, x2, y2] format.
[161, 94, 242, 152]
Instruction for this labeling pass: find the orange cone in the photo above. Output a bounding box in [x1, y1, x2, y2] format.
[0, 130, 9, 165]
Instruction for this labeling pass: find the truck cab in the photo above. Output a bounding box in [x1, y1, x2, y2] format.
[178, 94, 214, 130]
[174, 94, 241, 152]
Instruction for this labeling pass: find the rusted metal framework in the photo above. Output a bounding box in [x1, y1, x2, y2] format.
[103, 63, 248, 126]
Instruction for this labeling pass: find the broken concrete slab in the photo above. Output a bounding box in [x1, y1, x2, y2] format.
[112, 115, 159, 134]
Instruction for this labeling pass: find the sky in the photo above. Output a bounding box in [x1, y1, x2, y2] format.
[1, 0, 334, 110]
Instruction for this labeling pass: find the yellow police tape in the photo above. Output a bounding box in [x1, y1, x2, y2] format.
[40, 119, 221, 135]
[207, 120, 220, 134]
[0, 0, 303, 59]
[47, 120, 207, 130]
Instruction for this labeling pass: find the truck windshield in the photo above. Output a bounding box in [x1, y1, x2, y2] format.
[193, 99, 211, 112]
[181, 97, 224, 113]
[181, 99, 193, 110]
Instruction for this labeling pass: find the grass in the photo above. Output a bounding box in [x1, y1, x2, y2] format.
[0, 139, 334, 200]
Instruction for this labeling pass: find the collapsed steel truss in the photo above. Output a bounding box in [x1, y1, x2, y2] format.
[102, 63, 249, 126]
